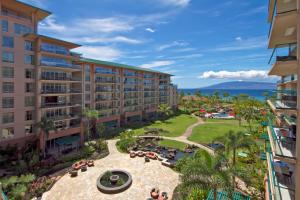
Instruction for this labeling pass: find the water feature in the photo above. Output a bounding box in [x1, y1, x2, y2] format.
[97, 170, 132, 194]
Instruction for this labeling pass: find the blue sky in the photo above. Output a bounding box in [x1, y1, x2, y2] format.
[22, 0, 275, 88]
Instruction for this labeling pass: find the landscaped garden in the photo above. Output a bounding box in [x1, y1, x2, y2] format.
[133, 113, 197, 137]
[188, 119, 252, 144]
[0, 92, 271, 200]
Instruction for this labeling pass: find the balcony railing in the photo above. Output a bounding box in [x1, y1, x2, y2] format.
[40, 61, 81, 70]
[41, 89, 82, 94]
[41, 102, 82, 108]
[268, 43, 297, 65]
[266, 153, 295, 200]
[277, 75, 297, 84]
[41, 76, 82, 81]
[268, 0, 297, 37]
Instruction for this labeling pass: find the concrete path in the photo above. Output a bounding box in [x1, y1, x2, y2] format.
[42, 140, 180, 200]
[180, 115, 204, 139]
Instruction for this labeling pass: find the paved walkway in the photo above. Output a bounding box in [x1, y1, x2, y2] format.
[42, 140, 180, 200]
[180, 115, 204, 138]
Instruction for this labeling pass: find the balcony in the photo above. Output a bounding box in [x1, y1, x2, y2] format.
[40, 61, 81, 71]
[41, 89, 82, 95]
[276, 75, 297, 85]
[268, 0, 297, 48]
[269, 43, 297, 76]
[266, 152, 295, 200]
[268, 89, 297, 110]
[41, 102, 81, 108]
[41, 76, 82, 82]
[267, 123, 296, 161]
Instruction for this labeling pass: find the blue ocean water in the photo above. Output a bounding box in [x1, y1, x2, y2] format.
[178, 89, 272, 101]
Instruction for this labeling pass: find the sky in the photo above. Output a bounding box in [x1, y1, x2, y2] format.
[21, 0, 275, 88]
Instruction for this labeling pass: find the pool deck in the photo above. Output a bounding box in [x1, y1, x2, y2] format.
[42, 140, 180, 200]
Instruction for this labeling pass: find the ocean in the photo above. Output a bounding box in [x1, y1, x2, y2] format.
[178, 89, 273, 101]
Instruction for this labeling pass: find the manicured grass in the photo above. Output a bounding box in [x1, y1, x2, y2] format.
[188, 119, 250, 144]
[158, 139, 188, 151]
[133, 114, 197, 137]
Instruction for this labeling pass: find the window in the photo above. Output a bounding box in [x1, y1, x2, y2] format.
[2, 51, 14, 63]
[25, 69, 35, 79]
[25, 111, 34, 121]
[25, 83, 34, 93]
[25, 96, 34, 107]
[40, 43, 68, 55]
[2, 113, 14, 124]
[2, 82, 14, 93]
[2, 97, 14, 108]
[24, 55, 34, 65]
[2, 67, 14, 78]
[2, 36, 14, 48]
[2, 20, 8, 32]
[14, 23, 32, 35]
[24, 41, 33, 51]
[1, 128, 14, 139]
[25, 125, 33, 134]
[85, 94, 90, 101]
[85, 84, 90, 91]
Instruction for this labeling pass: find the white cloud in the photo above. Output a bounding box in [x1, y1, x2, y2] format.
[70, 36, 142, 44]
[173, 47, 196, 53]
[160, 0, 191, 7]
[74, 46, 122, 61]
[39, 16, 66, 32]
[212, 36, 267, 52]
[77, 18, 134, 33]
[139, 60, 175, 68]
[198, 70, 268, 79]
[146, 28, 155, 33]
[172, 53, 203, 59]
[157, 41, 189, 51]
[235, 37, 242, 41]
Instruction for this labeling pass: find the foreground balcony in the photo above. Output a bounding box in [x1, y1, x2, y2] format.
[267, 124, 296, 162]
[268, 43, 297, 76]
[268, 0, 297, 48]
[266, 152, 295, 200]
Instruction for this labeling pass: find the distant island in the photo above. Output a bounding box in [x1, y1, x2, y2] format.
[200, 81, 276, 90]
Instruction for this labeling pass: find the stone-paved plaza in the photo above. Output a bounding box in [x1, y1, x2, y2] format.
[42, 140, 180, 200]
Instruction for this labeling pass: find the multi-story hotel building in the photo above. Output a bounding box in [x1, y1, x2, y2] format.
[266, 0, 299, 199]
[0, 1, 178, 152]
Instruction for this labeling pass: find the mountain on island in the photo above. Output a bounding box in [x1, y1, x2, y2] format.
[200, 81, 276, 90]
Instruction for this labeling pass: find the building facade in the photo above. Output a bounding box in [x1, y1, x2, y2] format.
[0, 1, 178, 152]
[266, 0, 299, 199]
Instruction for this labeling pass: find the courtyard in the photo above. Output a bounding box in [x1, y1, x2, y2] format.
[42, 140, 180, 200]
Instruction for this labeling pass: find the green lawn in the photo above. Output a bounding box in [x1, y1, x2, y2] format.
[188, 119, 250, 144]
[158, 139, 188, 151]
[133, 114, 197, 137]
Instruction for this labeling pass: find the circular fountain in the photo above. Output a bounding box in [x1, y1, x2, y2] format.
[97, 170, 132, 194]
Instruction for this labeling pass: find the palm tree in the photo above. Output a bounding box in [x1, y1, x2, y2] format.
[158, 104, 173, 119]
[96, 123, 106, 139]
[214, 131, 255, 189]
[83, 109, 99, 141]
[35, 117, 56, 158]
[222, 92, 230, 102]
[233, 99, 242, 126]
[180, 150, 233, 200]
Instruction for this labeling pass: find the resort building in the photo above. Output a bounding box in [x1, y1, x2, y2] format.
[0, 1, 178, 153]
[266, 0, 299, 199]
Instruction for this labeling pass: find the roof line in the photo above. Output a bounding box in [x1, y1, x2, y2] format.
[16, 0, 52, 15]
[80, 57, 172, 76]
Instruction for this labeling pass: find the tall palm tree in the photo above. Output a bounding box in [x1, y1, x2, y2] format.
[180, 150, 233, 200]
[96, 123, 106, 139]
[214, 131, 255, 189]
[158, 104, 173, 119]
[83, 109, 99, 141]
[35, 117, 56, 158]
